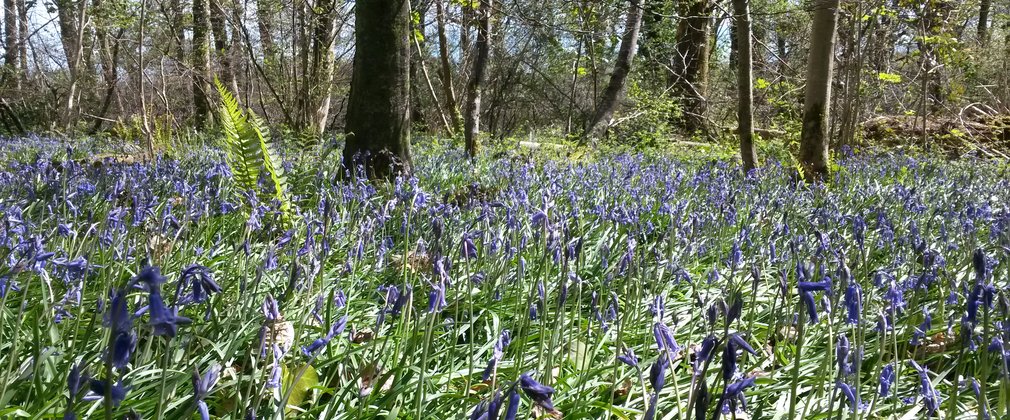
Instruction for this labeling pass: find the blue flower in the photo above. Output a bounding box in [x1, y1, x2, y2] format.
[800, 291, 818, 323]
[650, 354, 669, 392]
[844, 283, 861, 324]
[302, 315, 348, 356]
[836, 380, 863, 412]
[84, 379, 130, 408]
[519, 373, 557, 413]
[192, 364, 220, 420]
[879, 363, 895, 397]
[617, 347, 639, 368]
[909, 360, 941, 415]
[503, 388, 520, 420]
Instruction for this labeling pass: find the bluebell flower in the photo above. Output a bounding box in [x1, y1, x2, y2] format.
[801, 291, 818, 323]
[836, 380, 862, 412]
[617, 347, 639, 368]
[519, 373, 557, 413]
[192, 364, 220, 420]
[302, 315, 348, 356]
[461, 233, 478, 260]
[844, 283, 861, 324]
[84, 379, 130, 408]
[653, 322, 680, 354]
[503, 388, 520, 420]
[650, 354, 669, 392]
[178, 264, 221, 305]
[911, 308, 931, 346]
[427, 281, 447, 313]
[105, 288, 136, 370]
[482, 330, 511, 381]
[836, 334, 852, 375]
[879, 363, 895, 397]
[645, 393, 658, 420]
[909, 360, 941, 415]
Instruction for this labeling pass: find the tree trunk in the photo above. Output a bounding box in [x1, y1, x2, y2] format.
[798, 0, 840, 182]
[3, 0, 17, 75]
[168, 0, 186, 62]
[211, 0, 238, 94]
[977, 0, 990, 44]
[671, 0, 713, 134]
[16, 0, 25, 74]
[436, 0, 462, 134]
[343, 0, 412, 178]
[463, 0, 491, 157]
[309, 0, 339, 136]
[257, 0, 278, 59]
[193, 0, 212, 127]
[733, 0, 757, 172]
[583, 0, 642, 142]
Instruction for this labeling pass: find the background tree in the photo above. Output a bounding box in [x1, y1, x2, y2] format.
[733, 0, 756, 172]
[583, 0, 642, 142]
[463, 0, 491, 157]
[799, 0, 840, 181]
[342, 0, 412, 177]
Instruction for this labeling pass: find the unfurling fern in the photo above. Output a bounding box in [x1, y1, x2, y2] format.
[215, 78, 293, 225]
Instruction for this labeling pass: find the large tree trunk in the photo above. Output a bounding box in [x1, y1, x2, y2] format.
[733, 0, 757, 172]
[583, 0, 642, 141]
[463, 0, 491, 157]
[192, 0, 212, 127]
[343, 0, 412, 178]
[798, 0, 840, 182]
[671, 0, 713, 134]
[436, 0, 462, 134]
[977, 0, 990, 44]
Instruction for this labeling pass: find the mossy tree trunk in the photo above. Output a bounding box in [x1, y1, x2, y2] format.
[799, 0, 840, 182]
[342, 0, 413, 178]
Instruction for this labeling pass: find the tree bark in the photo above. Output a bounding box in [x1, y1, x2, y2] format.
[671, 0, 713, 134]
[799, 0, 840, 182]
[583, 0, 642, 142]
[3, 0, 17, 74]
[309, 0, 339, 136]
[343, 0, 412, 178]
[463, 0, 491, 157]
[15, 0, 25, 74]
[193, 0, 212, 127]
[436, 0, 462, 134]
[977, 0, 990, 44]
[257, 0, 278, 59]
[733, 0, 757, 172]
[211, 0, 239, 94]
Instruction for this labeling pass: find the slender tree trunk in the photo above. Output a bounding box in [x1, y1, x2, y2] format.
[343, 0, 412, 178]
[671, 0, 713, 134]
[733, 0, 757, 172]
[257, 0, 278, 59]
[436, 0, 462, 134]
[583, 0, 642, 142]
[3, 0, 17, 75]
[463, 0, 490, 157]
[309, 0, 338, 136]
[977, 0, 990, 44]
[168, 0, 186, 62]
[211, 0, 239, 94]
[193, 0, 212, 127]
[16, 0, 26, 74]
[799, 0, 840, 182]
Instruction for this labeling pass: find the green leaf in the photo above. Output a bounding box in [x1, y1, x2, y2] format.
[283, 363, 320, 410]
[877, 72, 902, 83]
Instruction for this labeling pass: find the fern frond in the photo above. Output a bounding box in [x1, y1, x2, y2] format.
[215, 77, 294, 226]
